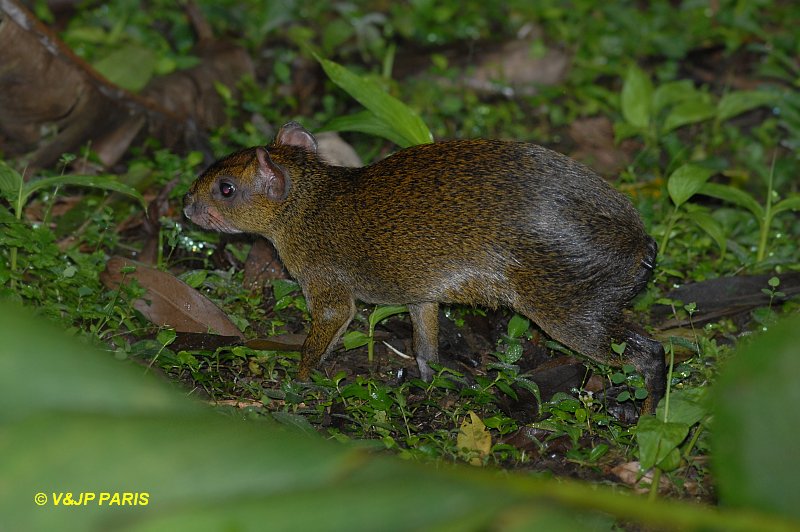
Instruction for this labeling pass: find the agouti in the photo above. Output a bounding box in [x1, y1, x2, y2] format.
[184, 122, 665, 412]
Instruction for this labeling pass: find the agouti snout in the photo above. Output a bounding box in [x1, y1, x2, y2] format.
[184, 122, 665, 412]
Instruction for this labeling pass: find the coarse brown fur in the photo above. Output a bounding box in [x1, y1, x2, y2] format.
[184, 122, 665, 412]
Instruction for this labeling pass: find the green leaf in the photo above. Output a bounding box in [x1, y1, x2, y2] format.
[369, 305, 408, 329]
[717, 90, 777, 123]
[697, 182, 764, 219]
[662, 98, 717, 132]
[771, 194, 800, 217]
[685, 210, 727, 258]
[22, 174, 147, 210]
[316, 56, 432, 147]
[657, 388, 709, 426]
[507, 314, 530, 339]
[272, 279, 300, 301]
[636, 415, 691, 471]
[666, 164, 715, 207]
[621, 65, 653, 129]
[321, 111, 413, 149]
[342, 330, 370, 350]
[92, 44, 157, 92]
[0, 160, 23, 202]
[653, 80, 698, 113]
[714, 314, 800, 519]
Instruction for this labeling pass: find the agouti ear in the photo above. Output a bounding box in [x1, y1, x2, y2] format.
[255, 147, 290, 201]
[276, 122, 318, 153]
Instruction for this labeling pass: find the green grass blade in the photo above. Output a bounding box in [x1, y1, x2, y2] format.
[685, 210, 727, 258]
[771, 195, 800, 216]
[316, 56, 432, 147]
[697, 182, 764, 219]
[22, 174, 147, 210]
[369, 304, 408, 329]
[321, 110, 413, 148]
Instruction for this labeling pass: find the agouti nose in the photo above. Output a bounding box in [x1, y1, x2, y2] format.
[183, 193, 195, 218]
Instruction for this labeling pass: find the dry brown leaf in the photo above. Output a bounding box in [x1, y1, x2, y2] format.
[457, 411, 492, 466]
[611, 461, 672, 494]
[100, 256, 243, 338]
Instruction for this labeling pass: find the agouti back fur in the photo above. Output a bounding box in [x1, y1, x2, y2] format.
[184, 122, 665, 412]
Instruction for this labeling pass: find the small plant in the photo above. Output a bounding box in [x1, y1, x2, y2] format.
[0, 160, 145, 276]
[342, 304, 408, 364]
[616, 65, 777, 159]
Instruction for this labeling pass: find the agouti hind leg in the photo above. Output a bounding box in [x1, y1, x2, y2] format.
[523, 309, 665, 414]
[408, 302, 440, 381]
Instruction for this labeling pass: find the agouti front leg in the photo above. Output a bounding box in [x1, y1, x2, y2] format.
[408, 302, 440, 381]
[297, 285, 356, 380]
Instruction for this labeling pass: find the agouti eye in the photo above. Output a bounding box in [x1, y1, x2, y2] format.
[219, 181, 236, 198]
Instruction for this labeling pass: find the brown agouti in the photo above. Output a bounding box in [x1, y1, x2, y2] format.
[184, 122, 665, 412]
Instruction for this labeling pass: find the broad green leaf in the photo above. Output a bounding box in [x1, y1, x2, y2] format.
[656, 387, 709, 426]
[0, 160, 23, 201]
[717, 90, 777, 123]
[342, 330, 370, 350]
[697, 182, 764, 219]
[2, 299, 798, 531]
[22, 174, 147, 210]
[653, 79, 698, 113]
[636, 415, 691, 471]
[369, 304, 408, 328]
[316, 57, 432, 147]
[621, 65, 654, 129]
[0, 304, 198, 424]
[93, 44, 157, 92]
[272, 279, 300, 301]
[321, 111, 412, 148]
[507, 314, 530, 338]
[714, 314, 800, 519]
[667, 164, 715, 207]
[662, 98, 717, 132]
[685, 210, 727, 258]
[771, 195, 800, 216]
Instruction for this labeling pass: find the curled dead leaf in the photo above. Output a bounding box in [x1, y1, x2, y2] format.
[100, 256, 243, 339]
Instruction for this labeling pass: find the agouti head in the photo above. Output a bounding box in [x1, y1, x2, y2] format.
[183, 122, 319, 238]
[185, 122, 665, 413]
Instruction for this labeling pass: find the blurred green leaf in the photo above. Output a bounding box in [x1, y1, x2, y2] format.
[0, 160, 23, 202]
[717, 90, 777, 122]
[320, 110, 413, 148]
[685, 210, 727, 258]
[667, 164, 715, 207]
[714, 314, 800, 519]
[662, 98, 717, 132]
[316, 56, 432, 147]
[23, 174, 147, 211]
[697, 182, 764, 219]
[621, 65, 654, 129]
[771, 195, 800, 216]
[653, 80, 698, 113]
[93, 44, 157, 92]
